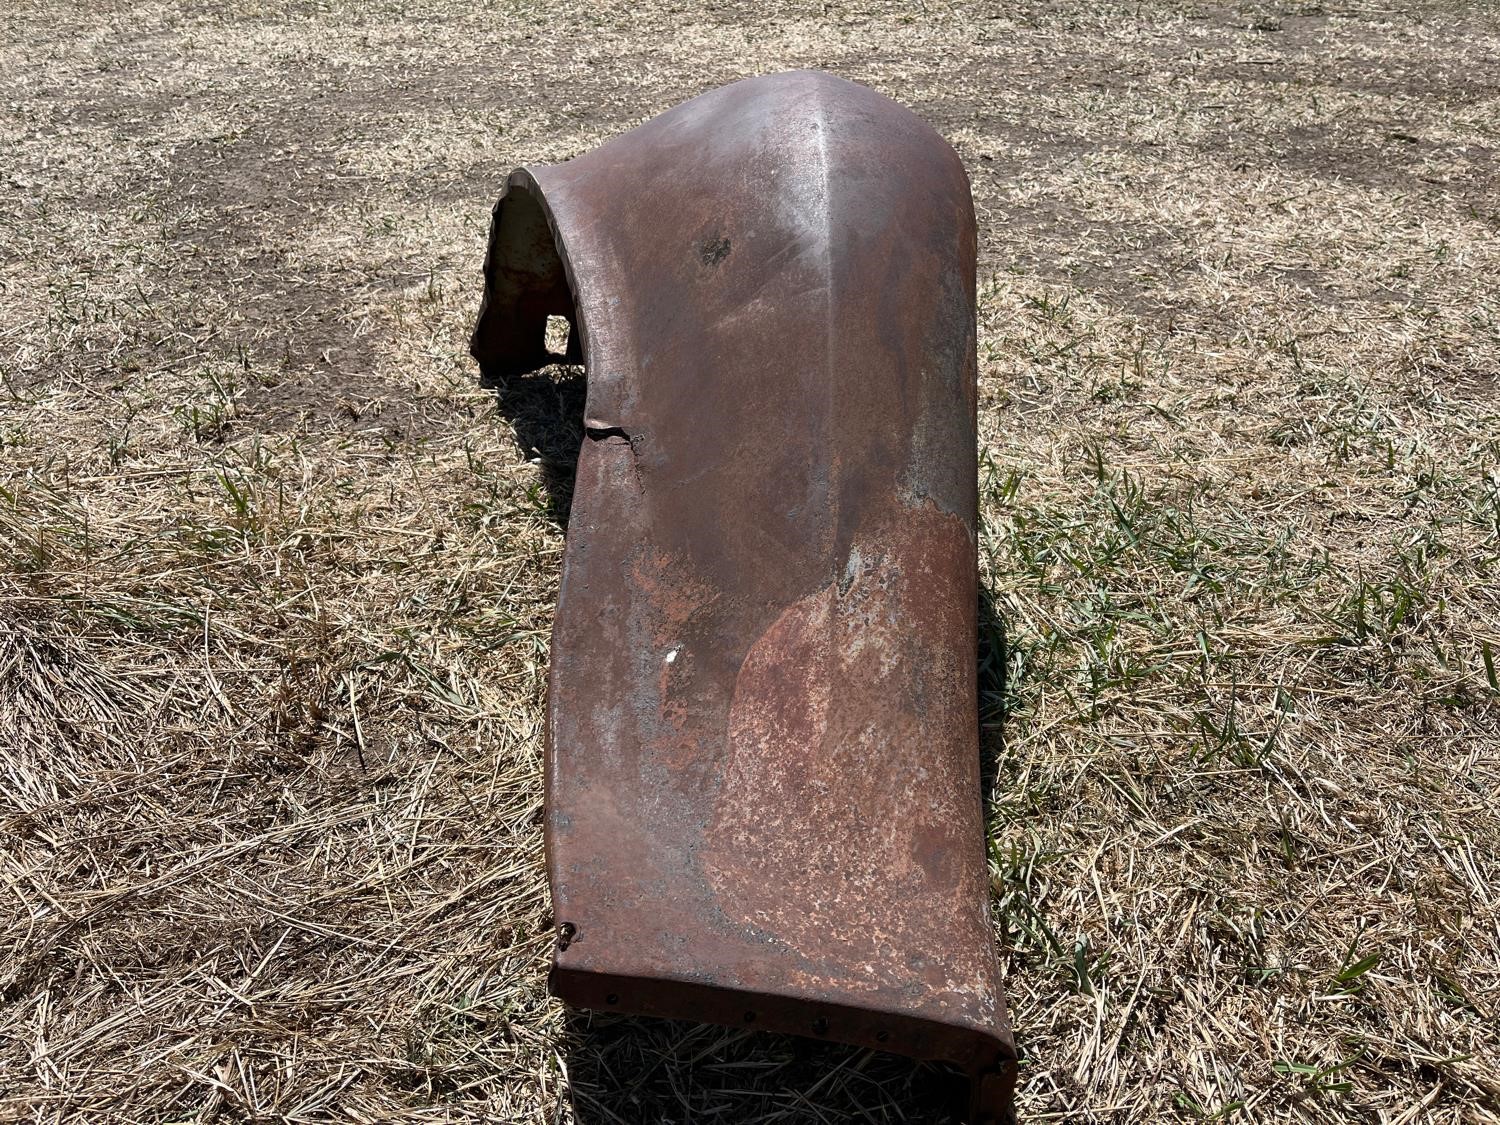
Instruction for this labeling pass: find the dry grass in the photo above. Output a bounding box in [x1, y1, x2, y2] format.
[2, 1, 1498, 1121]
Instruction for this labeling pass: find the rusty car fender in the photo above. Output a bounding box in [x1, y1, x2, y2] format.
[472, 70, 1017, 1123]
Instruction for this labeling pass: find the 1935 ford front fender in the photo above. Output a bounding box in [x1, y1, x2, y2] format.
[472, 70, 1016, 1123]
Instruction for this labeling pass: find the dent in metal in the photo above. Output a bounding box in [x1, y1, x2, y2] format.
[471, 70, 1016, 1123]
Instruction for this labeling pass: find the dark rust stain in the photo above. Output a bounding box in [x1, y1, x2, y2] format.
[471, 70, 1015, 1124]
[697, 233, 732, 268]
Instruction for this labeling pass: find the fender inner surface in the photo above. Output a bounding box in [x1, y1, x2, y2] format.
[471, 70, 1017, 1124]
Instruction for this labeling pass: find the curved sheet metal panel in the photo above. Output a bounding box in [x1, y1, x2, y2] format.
[472, 70, 1016, 1122]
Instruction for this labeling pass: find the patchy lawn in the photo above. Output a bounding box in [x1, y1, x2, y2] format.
[2, 1, 1497, 1121]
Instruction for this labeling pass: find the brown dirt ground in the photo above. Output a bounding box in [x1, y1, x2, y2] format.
[2, 1, 1498, 1122]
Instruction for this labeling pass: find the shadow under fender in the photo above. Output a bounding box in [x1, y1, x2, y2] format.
[471, 70, 1017, 1123]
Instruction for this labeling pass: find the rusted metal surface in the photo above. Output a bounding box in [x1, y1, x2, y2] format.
[472, 70, 1016, 1122]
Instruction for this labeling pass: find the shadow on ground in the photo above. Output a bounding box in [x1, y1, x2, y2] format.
[483, 361, 588, 528]
[563, 1011, 968, 1124]
[977, 584, 1009, 806]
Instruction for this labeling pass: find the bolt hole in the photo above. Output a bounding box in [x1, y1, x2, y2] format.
[605, 993, 619, 1005]
[876, 1029, 890, 1043]
[743, 1011, 756, 1023]
[812, 1017, 829, 1035]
